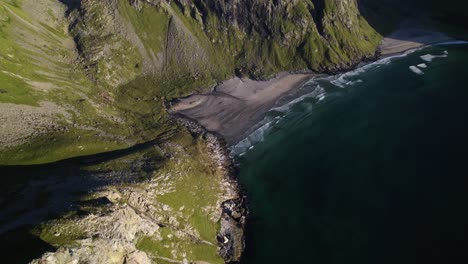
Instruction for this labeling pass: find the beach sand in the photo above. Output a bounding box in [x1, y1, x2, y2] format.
[379, 28, 452, 56]
[169, 72, 313, 144]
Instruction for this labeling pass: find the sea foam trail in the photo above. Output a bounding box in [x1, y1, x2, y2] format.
[231, 79, 328, 156]
[420, 53, 448, 62]
[435, 40, 468, 46]
[330, 47, 422, 88]
[272, 84, 326, 113]
[230, 119, 275, 157]
[409, 66, 424, 75]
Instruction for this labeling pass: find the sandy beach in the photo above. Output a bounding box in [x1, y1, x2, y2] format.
[379, 28, 452, 56]
[169, 72, 313, 144]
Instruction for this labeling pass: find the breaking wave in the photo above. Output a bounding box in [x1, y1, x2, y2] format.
[230, 118, 277, 157]
[330, 47, 421, 88]
[272, 84, 326, 113]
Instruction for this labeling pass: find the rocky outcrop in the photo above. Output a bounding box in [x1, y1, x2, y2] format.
[218, 198, 246, 263]
[31, 202, 159, 264]
[174, 115, 247, 263]
[28, 119, 245, 263]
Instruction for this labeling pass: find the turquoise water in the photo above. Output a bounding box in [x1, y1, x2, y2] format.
[237, 43, 468, 264]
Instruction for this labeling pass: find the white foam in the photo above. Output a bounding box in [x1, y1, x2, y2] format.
[420, 54, 435, 62]
[317, 93, 326, 102]
[331, 67, 373, 88]
[435, 40, 468, 46]
[420, 53, 448, 62]
[272, 84, 326, 113]
[409, 66, 424, 75]
[346, 79, 363, 86]
[417, 63, 427, 68]
[330, 48, 422, 88]
[230, 119, 275, 156]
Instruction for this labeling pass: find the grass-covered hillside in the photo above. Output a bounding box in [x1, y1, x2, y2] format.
[0, 0, 135, 165]
[0, 0, 382, 165]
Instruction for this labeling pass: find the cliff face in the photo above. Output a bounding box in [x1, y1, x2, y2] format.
[69, 0, 381, 89]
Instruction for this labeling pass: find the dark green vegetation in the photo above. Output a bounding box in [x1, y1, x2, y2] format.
[238, 44, 468, 264]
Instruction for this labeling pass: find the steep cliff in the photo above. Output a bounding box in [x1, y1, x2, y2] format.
[71, 0, 381, 86]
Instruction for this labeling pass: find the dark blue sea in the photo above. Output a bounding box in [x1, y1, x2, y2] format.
[235, 43, 468, 264]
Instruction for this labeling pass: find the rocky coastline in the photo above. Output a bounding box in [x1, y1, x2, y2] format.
[167, 53, 381, 262]
[166, 46, 399, 264]
[172, 114, 248, 263]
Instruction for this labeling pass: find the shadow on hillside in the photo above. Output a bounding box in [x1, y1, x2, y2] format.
[357, 0, 409, 35]
[57, 0, 81, 14]
[0, 130, 175, 263]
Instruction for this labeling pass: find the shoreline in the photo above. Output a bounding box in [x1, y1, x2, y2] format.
[172, 114, 248, 263]
[379, 28, 453, 57]
[169, 27, 456, 263]
[169, 28, 453, 147]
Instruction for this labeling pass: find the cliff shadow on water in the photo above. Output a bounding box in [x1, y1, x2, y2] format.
[0, 132, 173, 263]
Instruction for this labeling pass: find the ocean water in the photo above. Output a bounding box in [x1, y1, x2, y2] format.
[236, 43, 468, 264]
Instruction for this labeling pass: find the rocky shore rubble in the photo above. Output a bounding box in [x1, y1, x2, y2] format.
[174, 115, 247, 263]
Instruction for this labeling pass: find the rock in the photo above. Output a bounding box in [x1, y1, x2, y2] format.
[32, 188, 160, 263]
[124, 251, 152, 264]
[217, 198, 246, 263]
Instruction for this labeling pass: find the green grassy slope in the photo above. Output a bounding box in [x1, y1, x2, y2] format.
[0, 0, 136, 164]
[0, 0, 383, 165]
